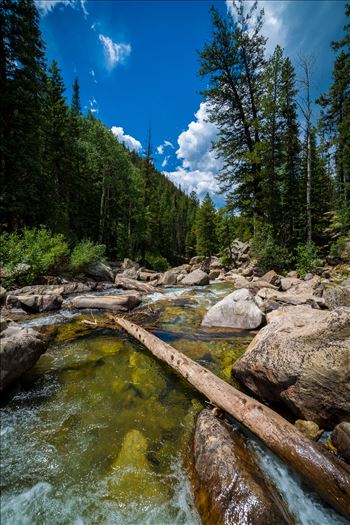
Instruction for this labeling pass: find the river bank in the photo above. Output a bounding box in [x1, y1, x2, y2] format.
[1, 251, 350, 524]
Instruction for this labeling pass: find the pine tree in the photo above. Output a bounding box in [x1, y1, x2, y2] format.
[196, 193, 218, 256]
[198, 1, 266, 221]
[71, 76, 81, 115]
[318, 3, 350, 229]
[260, 45, 284, 233]
[0, 0, 47, 229]
[279, 56, 301, 246]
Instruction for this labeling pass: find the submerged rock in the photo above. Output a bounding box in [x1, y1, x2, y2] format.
[233, 306, 350, 427]
[69, 293, 141, 311]
[194, 410, 289, 525]
[0, 323, 48, 392]
[182, 269, 209, 286]
[108, 428, 168, 503]
[201, 288, 264, 329]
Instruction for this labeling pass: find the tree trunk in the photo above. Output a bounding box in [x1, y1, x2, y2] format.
[307, 126, 312, 242]
[115, 317, 350, 521]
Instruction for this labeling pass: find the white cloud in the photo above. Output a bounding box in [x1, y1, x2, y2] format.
[156, 140, 174, 156]
[161, 157, 168, 168]
[111, 126, 142, 152]
[88, 97, 99, 114]
[163, 102, 222, 199]
[99, 34, 131, 70]
[35, 0, 88, 18]
[226, 0, 289, 55]
[89, 69, 97, 83]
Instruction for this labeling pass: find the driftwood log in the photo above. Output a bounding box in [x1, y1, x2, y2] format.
[115, 317, 350, 520]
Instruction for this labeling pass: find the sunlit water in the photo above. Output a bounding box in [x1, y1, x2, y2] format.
[1, 284, 348, 524]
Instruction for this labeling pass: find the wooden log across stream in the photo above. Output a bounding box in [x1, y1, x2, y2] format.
[115, 317, 350, 521]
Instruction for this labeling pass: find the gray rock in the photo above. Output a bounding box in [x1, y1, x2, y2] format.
[158, 269, 180, 286]
[0, 286, 6, 302]
[181, 269, 209, 286]
[6, 294, 63, 313]
[233, 306, 350, 427]
[261, 270, 280, 287]
[69, 293, 141, 311]
[280, 277, 301, 291]
[323, 283, 350, 309]
[121, 258, 140, 271]
[0, 324, 48, 392]
[189, 256, 205, 266]
[209, 270, 221, 280]
[201, 288, 264, 329]
[87, 261, 114, 282]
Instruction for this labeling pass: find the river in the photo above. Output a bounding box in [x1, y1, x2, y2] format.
[0, 283, 348, 525]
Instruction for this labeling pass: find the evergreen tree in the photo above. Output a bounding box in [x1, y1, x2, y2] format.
[198, 1, 266, 220]
[71, 76, 81, 115]
[0, 0, 46, 229]
[196, 193, 218, 256]
[318, 3, 350, 229]
[279, 56, 301, 246]
[260, 45, 284, 232]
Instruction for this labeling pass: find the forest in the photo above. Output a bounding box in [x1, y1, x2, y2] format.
[0, 0, 349, 278]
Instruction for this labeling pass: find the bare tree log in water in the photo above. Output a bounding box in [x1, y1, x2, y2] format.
[115, 317, 350, 521]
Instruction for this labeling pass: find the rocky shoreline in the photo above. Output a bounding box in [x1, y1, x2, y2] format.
[1, 243, 350, 478]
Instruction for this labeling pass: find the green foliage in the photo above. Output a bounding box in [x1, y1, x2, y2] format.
[196, 193, 218, 257]
[144, 254, 170, 272]
[69, 240, 106, 273]
[294, 242, 321, 276]
[0, 227, 68, 286]
[251, 227, 292, 272]
[329, 235, 349, 258]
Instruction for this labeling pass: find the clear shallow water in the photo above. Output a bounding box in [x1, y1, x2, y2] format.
[1, 284, 349, 525]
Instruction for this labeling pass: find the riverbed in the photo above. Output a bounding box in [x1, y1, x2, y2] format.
[0, 284, 348, 525]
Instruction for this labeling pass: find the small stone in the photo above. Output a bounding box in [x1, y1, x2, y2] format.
[331, 422, 350, 463]
[295, 419, 323, 440]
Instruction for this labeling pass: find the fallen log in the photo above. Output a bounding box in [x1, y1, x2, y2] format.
[115, 317, 350, 520]
[115, 276, 160, 294]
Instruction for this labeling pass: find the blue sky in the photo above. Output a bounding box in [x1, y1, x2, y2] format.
[36, 0, 347, 204]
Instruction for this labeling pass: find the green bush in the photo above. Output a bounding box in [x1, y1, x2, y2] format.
[144, 253, 170, 272]
[295, 242, 321, 276]
[0, 227, 69, 287]
[69, 240, 106, 273]
[251, 227, 291, 273]
[329, 235, 349, 259]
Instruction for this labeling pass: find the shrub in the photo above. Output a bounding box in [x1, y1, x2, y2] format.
[69, 240, 106, 273]
[144, 253, 170, 272]
[329, 235, 349, 259]
[0, 227, 69, 287]
[251, 227, 292, 273]
[295, 242, 321, 276]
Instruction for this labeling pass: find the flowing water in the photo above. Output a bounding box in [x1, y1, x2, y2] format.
[1, 284, 348, 525]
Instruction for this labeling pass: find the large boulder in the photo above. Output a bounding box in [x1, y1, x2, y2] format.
[232, 306, 350, 427]
[0, 323, 48, 392]
[181, 269, 209, 286]
[69, 293, 141, 311]
[6, 293, 63, 313]
[193, 410, 288, 525]
[255, 286, 325, 313]
[201, 288, 264, 329]
[121, 258, 140, 271]
[323, 282, 350, 309]
[86, 261, 114, 282]
[158, 269, 180, 286]
[331, 422, 350, 463]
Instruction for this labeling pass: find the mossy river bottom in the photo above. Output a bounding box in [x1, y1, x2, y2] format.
[1, 284, 348, 525]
